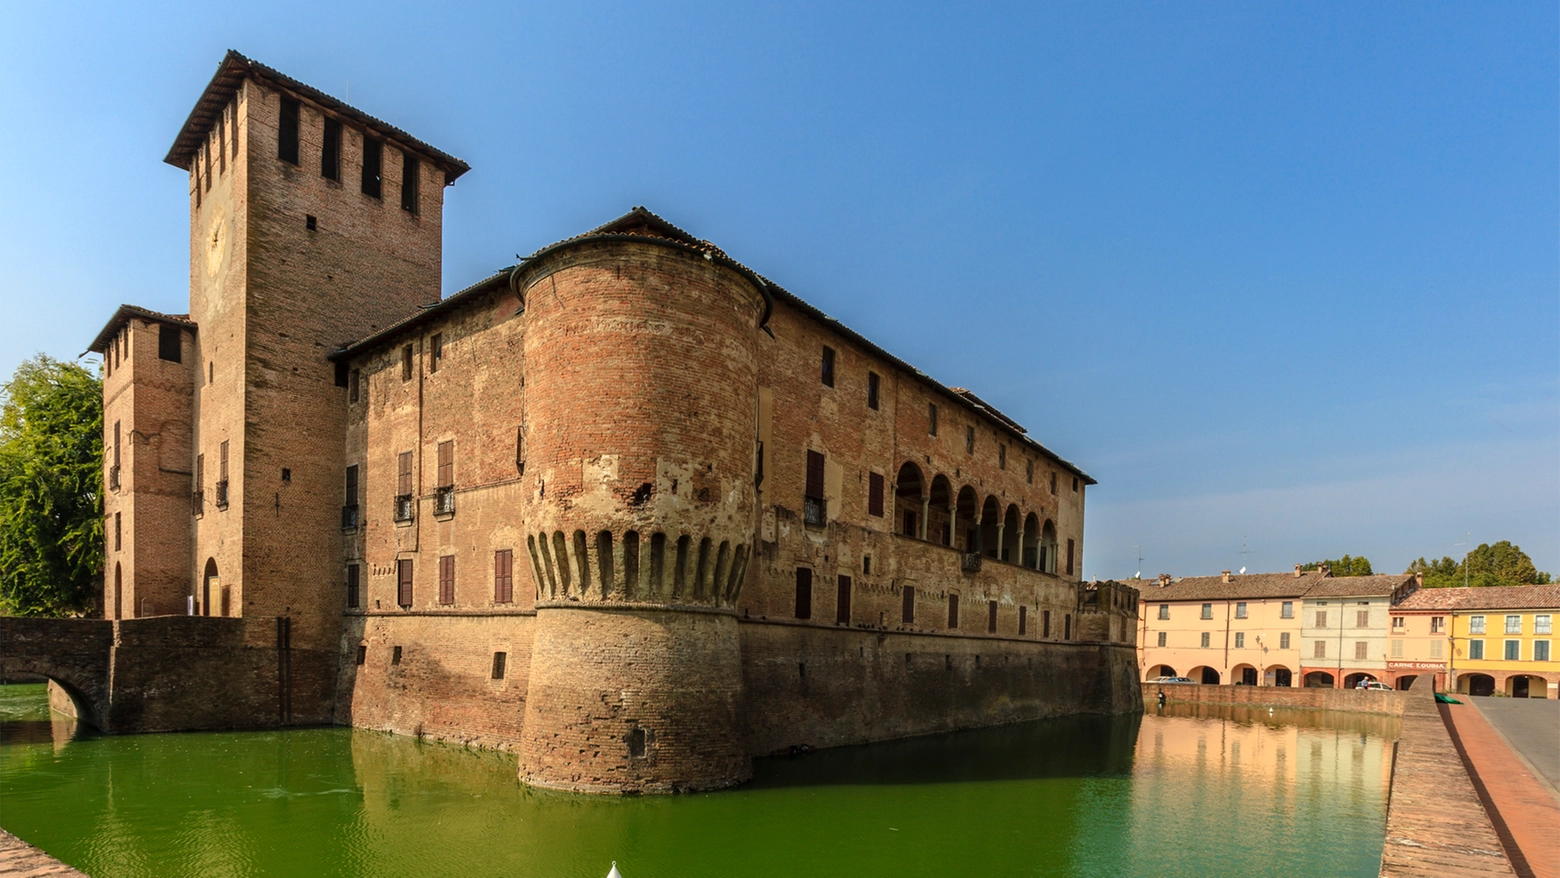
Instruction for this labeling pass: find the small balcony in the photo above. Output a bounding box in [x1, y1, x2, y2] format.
[191, 490, 204, 516]
[341, 503, 360, 530]
[961, 553, 983, 573]
[393, 494, 414, 523]
[803, 496, 826, 526]
[434, 486, 455, 516]
[215, 479, 230, 509]
[108, 465, 120, 491]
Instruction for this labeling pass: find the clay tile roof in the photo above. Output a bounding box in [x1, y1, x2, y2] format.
[1395, 584, 1560, 612]
[86, 304, 196, 355]
[164, 50, 469, 183]
[1301, 574, 1417, 598]
[948, 388, 1027, 434]
[1137, 571, 1416, 602]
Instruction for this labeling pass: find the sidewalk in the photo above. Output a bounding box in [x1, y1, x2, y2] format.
[0, 829, 90, 877]
[1441, 699, 1560, 878]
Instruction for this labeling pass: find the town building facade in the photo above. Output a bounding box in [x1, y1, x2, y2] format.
[1394, 585, 1560, 698]
[84, 52, 1140, 793]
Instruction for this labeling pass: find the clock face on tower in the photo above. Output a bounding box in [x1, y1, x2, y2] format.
[205, 204, 228, 278]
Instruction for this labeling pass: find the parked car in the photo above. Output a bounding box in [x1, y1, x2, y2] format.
[1152, 676, 1196, 684]
[1359, 681, 1393, 691]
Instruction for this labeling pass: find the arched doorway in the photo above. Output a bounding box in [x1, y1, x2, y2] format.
[1266, 665, 1293, 688]
[1189, 666, 1220, 685]
[928, 475, 953, 546]
[955, 486, 979, 552]
[894, 463, 924, 539]
[202, 558, 219, 617]
[1146, 664, 1177, 680]
[1396, 675, 1417, 691]
[1304, 671, 1335, 688]
[1505, 675, 1547, 698]
[1344, 673, 1376, 689]
[1232, 664, 1258, 686]
[112, 563, 122, 621]
[1459, 674, 1495, 697]
[1040, 520, 1058, 574]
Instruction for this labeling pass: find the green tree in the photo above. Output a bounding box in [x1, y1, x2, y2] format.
[0, 355, 103, 616]
[1302, 554, 1373, 576]
[1405, 542, 1550, 588]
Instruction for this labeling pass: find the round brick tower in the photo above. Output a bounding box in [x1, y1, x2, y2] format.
[514, 211, 769, 793]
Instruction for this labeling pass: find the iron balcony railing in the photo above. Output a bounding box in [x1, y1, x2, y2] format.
[434, 486, 455, 516]
[961, 553, 983, 573]
[341, 503, 360, 530]
[191, 490, 204, 516]
[393, 494, 414, 523]
[802, 496, 826, 526]
[215, 479, 230, 509]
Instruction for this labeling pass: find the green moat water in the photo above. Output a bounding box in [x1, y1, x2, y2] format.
[0, 683, 1397, 877]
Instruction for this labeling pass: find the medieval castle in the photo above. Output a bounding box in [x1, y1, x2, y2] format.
[75, 52, 1140, 793]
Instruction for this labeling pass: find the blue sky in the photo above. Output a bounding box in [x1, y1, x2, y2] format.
[1, 2, 1555, 580]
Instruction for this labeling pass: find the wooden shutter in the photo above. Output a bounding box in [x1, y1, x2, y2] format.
[947, 593, 959, 629]
[219, 440, 229, 481]
[868, 472, 884, 517]
[397, 559, 413, 607]
[495, 550, 513, 603]
[437, 440, 454, 487]
[836, 575, 851, 624]
[805, 450, 824, 499]
[439, 555, 455, 605]
[988, 600, 998, 633]
[1065, 539, 1075, 576]
[398, 451, 413, 496]
[1019, 606, 1027, 635]
[901, 586, 915, 624]
[794, 568, 812, 619]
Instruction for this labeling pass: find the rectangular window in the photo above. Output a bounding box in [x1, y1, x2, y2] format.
[114, 512, 121, 551]
[1201, 603, 1213, 620]
[902, 509, 917, 538]
[1064, 614, 1071, 640]
[438, 555, 455, 605]
[1065, 539, 1075, 576]
[1019, 606, 1027, 635]
[965, 426, 975, 455]
[820, 346, 835, 387]
[1072, 477, 1079, 493]
[194, 453, 205, 514]
[397, 559, 413, 608]
[1157, 631, 1167, 647]
[1505, 615, 1521, 635]
[1470, 615, 1486, 635]
[868, 472, 885, 517]
[867, 371, 880, 409]
[1390, 639, 1403, 658]
[987, 600, 998, 633]
[1468, 640, 1484, 660]
[217, 440, 229, 508]
[901, 585, 915, 624]
[998, 444, 1006, 470]
[437, 440, 454, 488]
[392, 646, 403, 665]
[334, 360, 348, 386]
[1314, 640, 1326, 659]
[803, 450, 825, 524]
[402, 344, 414, 380]
[928, 403, 938, 436]
[278, 97, 299, 164]
[492, 652, 507, 680]
[1279, 632, 1290, 650]
[1535, 641, 1551, 662]
[1200, 631, 1210, 648]
[836, 575, 851, 624]
[1281, 601, 1293, 619]
[158, 324, 182, 362]
[1158, 604, 1169, 620]
[1235, 602, 1247, 619]
[348, 369, 361, 403]
[863, 555, 871, 575]
[1430, 639, 1443, 659]
[356, 645, 367, 665]
[1504, 640, 1520, 661]
[1356, 610, 1370, 628]
[362, 137, 383, 198]
[344, 464, 359, 505]
[401, 151, 419, 213]
[397, 451, 413, 497]
[794, 568, 813, 619]
[322, 117, 341, 180]
[1043, 609, 1052, 638]
[1026, 459, 1033, 484]
[1050, 472, 1057, 494]
[430, 333, 443, 372]
[1315, 610, 1328, 629]
[1355, 641, 1368, 660]
[494, 549, 513, 603]
[1235, 632, 1245, 648]
[346, 563, 360, 609]
[1392, 616, 1404, 630]
[1536, 615, 1552, 635]
[947, 593, 959, 629]
[1431, 616, 1445, 633]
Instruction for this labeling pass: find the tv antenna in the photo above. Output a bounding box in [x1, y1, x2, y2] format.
[1133, 544, 1144, 579]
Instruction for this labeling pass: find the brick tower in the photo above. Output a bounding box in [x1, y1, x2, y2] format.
[514, 211, 771, 792]
[161, 52, 469, 650]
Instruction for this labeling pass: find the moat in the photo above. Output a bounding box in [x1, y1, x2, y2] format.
[0, 684, 1397, 877]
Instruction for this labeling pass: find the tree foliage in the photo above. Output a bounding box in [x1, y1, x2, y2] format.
[1301, 554, 1373, 577]
[0, 355, 103, 616]
[1406, 541, 1551, 588]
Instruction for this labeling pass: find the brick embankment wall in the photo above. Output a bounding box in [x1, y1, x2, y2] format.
[744, 624, 1141, 755]
[1378, 676, 1513, 877]
[0, 829, 90, 877]
[1142, 682, 1406, 716]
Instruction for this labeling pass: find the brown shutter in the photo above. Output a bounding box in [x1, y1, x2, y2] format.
[397, 559, 413, 607]
[398, 451, 413, 496]
[794, 568, 812, 619]
[1019, 606, 1027, 635]
[437, 440, 454, 487]
[901, 586, 915, 624]
[947, 593, 959, 629]
[1065, 539, 1075, 576]
[988, 600, 998, 633]
[439, 555, 455, 605]
[494, 550, 513, 603]
[836, 575, 851, 624]
[805, 450, 824, 499]
[868, 472, 884, 517]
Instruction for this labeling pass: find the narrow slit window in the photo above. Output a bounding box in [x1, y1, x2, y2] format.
[947, 594, 960, 629]
[928, 403, 938, 436]
[987, 600, 998, 633]
[492, 652, 507, 680]
[965, 426, 975, 455]
[821, 346, 835, 387]
[362, 136, 383, 198]
[867, 371, 880, 410]
[349, 369, 361, 403]
[1019, 605, 1027, 635]
[430, 333, 443, 372]
[346, 563, 360, 609]
[868, 472, 885, 517]
[321, 118, 341, 180]
[400, 151, 419, 213]
[901, 586, 915, 624]
[402, 344, 414, 380]
[794, 568, 813, 619]
[278, 97, 300, 165]
[836, 575, 852, 624]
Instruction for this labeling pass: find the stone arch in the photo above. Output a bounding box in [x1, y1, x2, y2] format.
[1231, 663, 1258, 686]
[955, 486, 980, 552]
[1001, 504, 1021, 564]
[1343, 672, 1376, 689]
[1265, 665, 1294, 688]
[1040, 520, 1058, 574]
[979, 496, 1001, 558]
[1395, 675, 1417, 691]
[1459, 673, 1495, 696]
[894, 462, 925, 539]
[1503, 673, 1549, 698]
[927, 474, 953, 546]
[1189, 665, 1220, 685]
[201, 558, 218, 617]
[1145, 664, 1177, 680]
[1304, 671, 1336, 688]
[1022, 512, 1040, 569]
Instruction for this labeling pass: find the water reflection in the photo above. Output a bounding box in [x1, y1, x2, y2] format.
[1, 684, 1395, 878]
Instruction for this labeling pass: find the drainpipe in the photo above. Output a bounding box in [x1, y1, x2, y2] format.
[1223, 599, 1232, 683]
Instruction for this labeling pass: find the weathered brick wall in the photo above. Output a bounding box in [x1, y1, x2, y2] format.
[1142, 681, 1406, 716]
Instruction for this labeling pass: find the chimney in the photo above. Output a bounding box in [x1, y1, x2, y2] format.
[1221, 570, 1232, 583]
[1415, 572, 1424, 587]
[1157, 573, 1171, 587]
[1319, 563, 1331, 577]
[1294, 564, 1303, 578]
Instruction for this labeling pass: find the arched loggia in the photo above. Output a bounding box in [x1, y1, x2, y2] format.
[893, 462, 925, 539]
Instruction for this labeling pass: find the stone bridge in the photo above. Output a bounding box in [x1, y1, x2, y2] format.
[0, 615, 338, 733]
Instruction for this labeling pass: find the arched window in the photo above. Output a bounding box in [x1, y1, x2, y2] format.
[202, 558, 219, 617]
[1040, 521, 1058, 574]
[894, 462, 925, 539]
[1022, 513, 1040, 569]
[928, 474, 953, 546]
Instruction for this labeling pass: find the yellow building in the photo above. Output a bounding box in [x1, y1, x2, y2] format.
[1446, 585, 1559, 698]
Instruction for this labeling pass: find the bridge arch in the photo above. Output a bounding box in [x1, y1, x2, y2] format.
[0, 621, 112, 731]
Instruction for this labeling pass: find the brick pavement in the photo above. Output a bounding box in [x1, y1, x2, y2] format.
[1443, 699, 1560, 878]
[0, 830, 88, 877]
